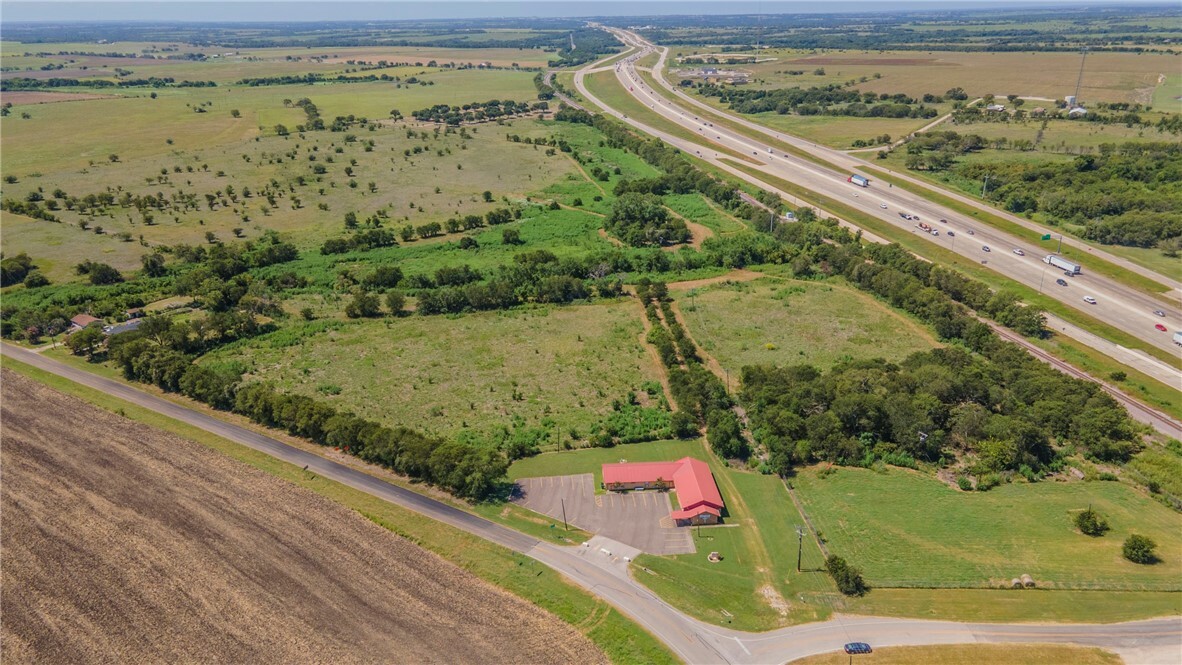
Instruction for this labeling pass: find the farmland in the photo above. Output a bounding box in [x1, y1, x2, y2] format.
[793, 465, 1182, 590]
[0, 368, 606, 664]
[675, 277, 939, 375]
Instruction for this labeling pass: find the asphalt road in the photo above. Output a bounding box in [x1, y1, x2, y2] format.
[5, 343, 1180, 664]
[584, 29, 1182, 366]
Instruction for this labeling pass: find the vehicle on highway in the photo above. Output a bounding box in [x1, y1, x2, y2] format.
[1056, 278, 1068, 287]
[848, 174, 870, 187]
[1083, 296, 1097, 304]
[1155, 324, 1168, 332]
[982, 246, 991, 252]
[966, 229, 975, 235]
[1154, 310, 1166, 317]
[939, 219, 948, 223]
[844, 643, 873, 655]
[1044, 254, 1082, 275]
[1013, 249, 1025, 256]
[880, 203, 888, 209]
[947, 231, 955, 237]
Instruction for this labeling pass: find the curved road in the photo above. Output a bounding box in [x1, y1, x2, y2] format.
[4, 344, 1180, 664]
[577, 29, 1182, 368]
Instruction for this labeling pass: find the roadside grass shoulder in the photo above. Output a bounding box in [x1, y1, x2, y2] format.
[847, 587, 1181, 624]
[794, 465, 1182, 590]
[0, 355, 677, 665]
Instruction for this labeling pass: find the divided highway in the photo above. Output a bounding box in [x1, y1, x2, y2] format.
[580, 28, 1182, 368]
[4, 343, 1180, 664]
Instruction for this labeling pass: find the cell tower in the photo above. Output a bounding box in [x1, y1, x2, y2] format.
[1072, 47, 1089, 106]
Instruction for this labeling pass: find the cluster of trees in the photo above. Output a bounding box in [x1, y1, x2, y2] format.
[637, 280, 748, 459]
[237, 72, 399, 86]
[0, 76, 215, 91]
[948, 143, 1182, 249]
[320, 228, 400, 254]
[697, 83, 938, 119]
[411, 99, 543, 125]
[0, 253, 44, 287]
[532, 71, 555, 100]
[903, 129, 989, 170]
[605, 192, 690, 247]
[743, 339, 1140, 482]
[825, 555, 868, 596]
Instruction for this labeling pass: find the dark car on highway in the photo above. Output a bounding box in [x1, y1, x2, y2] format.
[844, 642, 872, 655]
[1056, 278, 1068, 287]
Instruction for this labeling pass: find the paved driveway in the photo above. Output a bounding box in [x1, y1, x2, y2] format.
[512, 474, 695, 555]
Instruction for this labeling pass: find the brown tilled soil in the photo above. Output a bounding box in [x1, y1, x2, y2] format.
[0, 369, 606, 665]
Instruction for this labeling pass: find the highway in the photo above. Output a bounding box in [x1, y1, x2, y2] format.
[5, 343, 1181, 665]
[578, 28, 1182, 368]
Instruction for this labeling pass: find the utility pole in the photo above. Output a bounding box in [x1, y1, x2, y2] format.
[561, 498, 568, 531]
[1057, 234, 1064, 254]
[795, 525, 805, 572]
[981, 174, 991, 198]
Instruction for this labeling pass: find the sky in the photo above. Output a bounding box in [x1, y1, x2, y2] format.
[0, 1, 1162, 22]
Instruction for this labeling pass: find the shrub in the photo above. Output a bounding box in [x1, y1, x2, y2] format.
[1073, 507, 1110, 536]
[825, 555, 868, 596]
[1122, 534, 1158, 564]
[956, 476, 973, 491]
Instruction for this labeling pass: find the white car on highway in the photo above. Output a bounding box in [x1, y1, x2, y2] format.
[1012, 249, 1025, 256]
[1083, 296, 1097, 304]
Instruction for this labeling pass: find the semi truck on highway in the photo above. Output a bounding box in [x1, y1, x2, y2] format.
[1174, 331, 1182, 347]
[1044, 254, 1081, 275]
[848, 174, 870, 187]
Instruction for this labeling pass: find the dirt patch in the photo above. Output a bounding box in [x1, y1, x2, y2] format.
[598, 227, 625, 247]
[666, 268, 763, 291]
[0, 368, 605, 665]
[0, 91, 116, 105]
[662, 206, 714, 251]
[759, 584, 791, 616]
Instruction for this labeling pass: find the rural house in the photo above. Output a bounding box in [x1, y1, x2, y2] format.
[602, 457, 724, 526]
[69, 314, 102, 332]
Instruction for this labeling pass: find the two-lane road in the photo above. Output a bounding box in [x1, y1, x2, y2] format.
[4, 343, 1181, 664]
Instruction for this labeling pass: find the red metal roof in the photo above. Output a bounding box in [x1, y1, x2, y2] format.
[602, 461, 683, 486]
[602, 457, 724, 516]
[70, 314, 101, 328]
[670, 506, 721, 520]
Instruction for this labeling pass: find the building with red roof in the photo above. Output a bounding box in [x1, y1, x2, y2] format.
[602, 457, 724, 526]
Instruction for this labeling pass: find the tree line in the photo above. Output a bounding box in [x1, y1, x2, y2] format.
[696, 83, 939, 119]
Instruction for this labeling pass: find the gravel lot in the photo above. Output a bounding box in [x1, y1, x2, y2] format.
[1, 369, 606, 664]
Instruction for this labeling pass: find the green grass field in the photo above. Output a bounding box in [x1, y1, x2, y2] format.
[794, 465, 1182, 590]
[677, 277, 939, 374]
[205, 300, 663, 445]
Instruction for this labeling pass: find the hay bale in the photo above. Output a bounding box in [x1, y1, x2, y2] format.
[1011, 578, 1023, 589]
[1021, 574, 1035, 588]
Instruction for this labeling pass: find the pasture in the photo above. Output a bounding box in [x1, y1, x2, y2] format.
[205, 300, 663, 444]
[672, 47, 1180, 104]
[793, 465, 1182, 590]
[676, 278, 939, 375]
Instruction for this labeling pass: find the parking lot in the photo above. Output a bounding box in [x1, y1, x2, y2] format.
[512, 474, 695, 555]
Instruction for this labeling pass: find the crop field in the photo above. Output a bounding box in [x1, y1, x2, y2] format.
[794, 465, 1182, 590]
[0, 368, 605, 664]
[677, 277, 939, 374]
[206, 300, 663, 444]
[671, 47, 1179, 104]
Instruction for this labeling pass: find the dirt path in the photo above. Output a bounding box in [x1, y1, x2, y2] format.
[666, 299, 730, 387]
[666, 268, 763, 291]
[562, 153, 609, 197]
[0, 368, 606, 665]
[598, 227, 625, 247]
[631, 299, 678, 409]
[662, 205, 715, 250]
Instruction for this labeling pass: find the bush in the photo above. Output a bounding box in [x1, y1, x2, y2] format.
[956, 476, 973, 491]
[1122, 534, 1158, 564]
[1074, 507, 1110, 536]
[825, 555, 868, 596]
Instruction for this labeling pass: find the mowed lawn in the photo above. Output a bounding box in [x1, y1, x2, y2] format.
[208, 300, 662, 443]
[677, 278, 939, 374]
[794, 466, 1182, 590]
